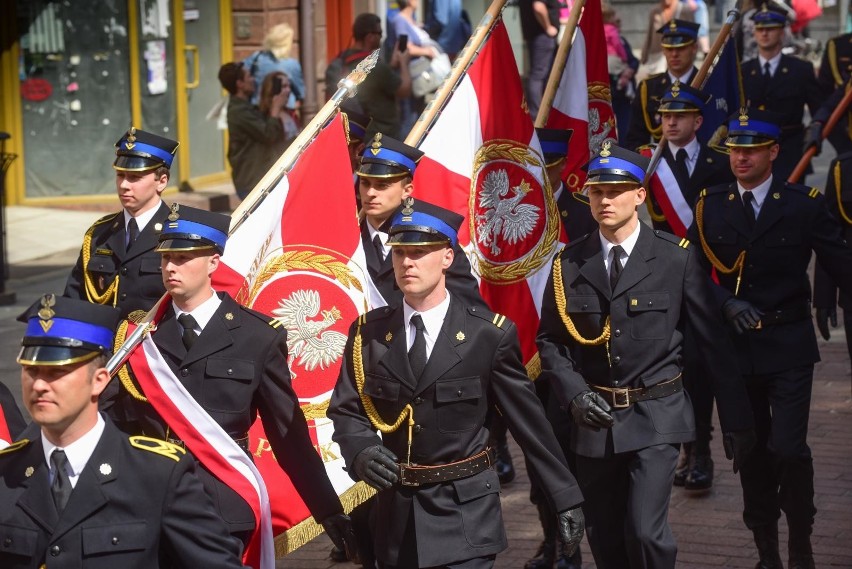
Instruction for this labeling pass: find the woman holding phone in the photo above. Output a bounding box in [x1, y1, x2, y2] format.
[259, 71, 300, 151]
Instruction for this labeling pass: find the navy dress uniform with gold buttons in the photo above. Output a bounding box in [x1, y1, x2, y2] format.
[357, 134, 485, 308]
[64, 128, 177, 319]
[538, 143, 754, 569]
[624, 20, 700, 151]
[686, 110, 852, 567]
[741, 6, 823, 182]
[329, 201, 584, 568]
[0, 295, 244, 569]
[108, 206, 345, 539]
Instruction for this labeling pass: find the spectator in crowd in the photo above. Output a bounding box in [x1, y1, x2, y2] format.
[244, 23, 305, 114]
[520, 0, 561, 120]
[258, 71, 300, 150]
[218, 61, 286, 201]
[639, 0, 694, 81]
[426, 0, 470, 60]
[603, 5, 639, 142]
[390, 0, 439, 136]
[683, 0, 710, 55]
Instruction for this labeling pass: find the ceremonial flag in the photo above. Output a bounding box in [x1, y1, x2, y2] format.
[698, 36, 742, 148]
[212, 114, 377, 557]
[0, 408, 12, 449]
[413, 20, 562, 371]
[545, 0, 617, 192]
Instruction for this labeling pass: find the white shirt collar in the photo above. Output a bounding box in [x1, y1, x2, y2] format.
[403, 290, 451, 358]
[599, 221, 642, 272]
[553, 182, 565, 202]
[366, 221, 389, 260]
[42, 413, 105, 488]
[738, 175, 773, 215]
[758, 52, 782, 76]
[172, 291, 222, 333]
[667, 136, 700, 163]
[123, 200, 163, 233]
[667, 69, 694, 85]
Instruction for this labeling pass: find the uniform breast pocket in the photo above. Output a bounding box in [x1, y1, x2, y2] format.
[705, 228, 738, 245]
[138, 256, 165, 299]
[628, 292, 670, 340]
[138, 256, 162, 275]
[86, 253, 116, 275]
[82, 521, 148, 556]
[203, 358, 255, 412]
[566, 295, 605, 337]
[0, 523, 39, 559]
[363, 373, 401, 402]
[764, 231, 802, 248]
[435, 377, 482, 433]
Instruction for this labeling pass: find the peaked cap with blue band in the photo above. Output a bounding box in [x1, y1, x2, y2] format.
[657, 19, 700, 48]
[659, 81, 712, 113]
[536, 128, 573, 166]
[584, 141, 651, 186]
[358, 133, 424, 178]
[114, 127, 179, 172]
[17, 295, 120, 366]
[341, 102, 372, 143]
[725, 108, 782, 147]
[156, 204, 230, 254]
[386, 198, 463, 248]
[751, 4, 787, 28]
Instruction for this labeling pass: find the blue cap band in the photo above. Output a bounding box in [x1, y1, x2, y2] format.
[163, 219, 228, 249]
[26, 317, 114, 349]
[540, 140, 569, 156]
[666, 90, 705, 108]
[121, 140, 175, 167]
[727, 118, 781, 139]
[364, 147, 417, 175]
[589, 156, 646, 182]
[392, 211, 458, 247]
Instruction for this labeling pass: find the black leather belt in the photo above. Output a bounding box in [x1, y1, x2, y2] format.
[755, 303, 811, 328]
[167, 434, 250, 454]
[590, 376, 683, 409]
[398, 448, 496, 487]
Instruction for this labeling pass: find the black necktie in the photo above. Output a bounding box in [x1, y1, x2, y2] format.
[675, 148, 690, 181]
[50, 449, 72, 513]
[763, 61, 771, 79]
[408, 314, 427, 379]
[372, 234, 385, 262]
[126, 218, 139, 252]
[742, 192, 757, 229]
[609, 245, 624, 292]
[178, 313, 199, 351]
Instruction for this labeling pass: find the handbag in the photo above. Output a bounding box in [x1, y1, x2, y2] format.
[410, 42, 452, 97]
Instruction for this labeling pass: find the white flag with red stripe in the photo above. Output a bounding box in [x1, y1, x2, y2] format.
[413, 20, 562, 369]
[0, 408, 12, 449]
[545, 0, 617, 192]
[211, 114, 376, 557]
[640, 148, 692, 237]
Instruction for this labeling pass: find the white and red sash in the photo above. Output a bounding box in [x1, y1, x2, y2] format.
[641, 147, 693, 238]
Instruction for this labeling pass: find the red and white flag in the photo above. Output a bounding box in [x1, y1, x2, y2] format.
[0, 408, 12, 449]
[212, 114, 377, 557]
[545, 0, 617, 192]
[413, 20, 562, 368]
[640, 148, 692, 237]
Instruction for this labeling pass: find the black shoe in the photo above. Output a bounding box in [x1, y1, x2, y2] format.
[556, 544, 582, 569]
[752, 523, 784, 569]
[495, 443, 515, 484]
[788, 521, 815, 569]
[329, 545, 348, 563]
[673, 443, 690, 487]
[524, 540, 556, 569]
[685, 453, 714, 492]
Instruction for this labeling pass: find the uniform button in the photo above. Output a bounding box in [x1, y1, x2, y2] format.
[3, 538, 11, 547]
[748, 264, 754, 269]
[120, 267, 128, 276]
[748, 284, 754, 289]
[413, 397, 423, 405]
[582, 304, 588, 309]
[647, 301, 653, 307]
[456, 390, 463, 397]
[50, 545, 60, 556]
[180, 368, 189, 377]
[377, 387, 383, 394]
[112, 536, 120, 545]
[413, 424, 422, 434]
[612, 381, 618, 386]
[227, 368, 233, 376]
[613, 356, 621, 364]
[485, 482, 492, 489]
[119, 293, 127, 300]
[614, 329, 621, 337]
[717, 235, 723, 240]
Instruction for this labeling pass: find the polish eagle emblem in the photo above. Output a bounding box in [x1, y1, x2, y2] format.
[271, 289, 347, 377]
[475, 168, 540, 256]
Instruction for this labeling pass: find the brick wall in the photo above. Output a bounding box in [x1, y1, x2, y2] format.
[231, 0, 301, 63]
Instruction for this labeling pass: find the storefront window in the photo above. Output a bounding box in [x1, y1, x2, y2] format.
[17, 0, 132, 198]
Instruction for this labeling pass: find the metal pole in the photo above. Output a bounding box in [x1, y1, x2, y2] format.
[0, 132, 17, 305]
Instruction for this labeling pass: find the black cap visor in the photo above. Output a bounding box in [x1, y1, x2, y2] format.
[724, 134, 777, 147]
[113, 155, 167, 172]
[661, 36, 696, 48]
[357, 160, 412, 178]
[156, 236, 221, 254]
[584, 171, 644, 185]
[387, 228, 451, 246]
[17, 336, 108, 366]
[659, 101, 702, 113]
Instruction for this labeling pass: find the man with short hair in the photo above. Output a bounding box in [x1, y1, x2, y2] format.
[0, 295, 245, 569]
[538, 142, 756, 569]
[65, 128, 177, 319]
[218, 61, 286, 200]
[329, 198, 585, 569]
[108, 205, 354, 556]
[625, 19, 701, 151]
[687, 108, 852, 569]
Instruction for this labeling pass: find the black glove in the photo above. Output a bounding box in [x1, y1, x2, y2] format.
[557, 507, 585, 557]
[352, 445, 399, 490]
[723, 429, 757, 474]
[570, 391, 614, 430]
[803, 121, 823, 156]
[722, 298, 764, 334]
[815, 307, 838, 341]
[321, 513, 356, 561]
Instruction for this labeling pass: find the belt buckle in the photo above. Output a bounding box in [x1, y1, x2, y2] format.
[398, 464, 419, 487]
[611, 388, 631, 409]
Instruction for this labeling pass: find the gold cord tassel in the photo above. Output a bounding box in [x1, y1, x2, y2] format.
[552, 255, 610, 346]
[695, 196, 746, 295]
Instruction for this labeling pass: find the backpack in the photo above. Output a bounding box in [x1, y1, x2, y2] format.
[324, 48, 373, 104]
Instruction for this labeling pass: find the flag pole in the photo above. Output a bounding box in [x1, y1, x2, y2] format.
[106, 54, 380, 376]
[405, 0, 509, 147]
[534, 0, 587, 128]
[642, 5, 741, 186]
[787, 86, 852, 183]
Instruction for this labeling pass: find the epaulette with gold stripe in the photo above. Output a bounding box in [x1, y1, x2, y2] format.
[0, 439, 31, 456]
[809, 187, 820, 199]
[784, 182, 821, 199]
[268, 317, 284, 329]
[466, 306, 508, 328]
[92, 211, 121, 226]
[653, 230, 691, 249]
[129, 436, 186, 462]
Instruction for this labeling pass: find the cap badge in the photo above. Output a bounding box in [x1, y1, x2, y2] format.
[168, 203, 180, 222]
[669, 20, 677, 31]
[38, 294, 56, 332]
[125, 127, 137, 150]
[671, 81, 681, 97]
[401, 196, 414, 220]
[760, 4, 769, 12]
[739, 108, 749, 125]
[99, 463, 112, 476]
[599, 140, 612, 158]
[370, 133, 383, 156]
[385, 332, 393, 342]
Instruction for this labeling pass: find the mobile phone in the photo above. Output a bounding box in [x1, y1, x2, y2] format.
[397, 34, 408, 53]
[272, 75, 283, 95]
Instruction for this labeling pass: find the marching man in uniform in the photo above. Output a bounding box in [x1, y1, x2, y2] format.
[329, 199, 585, 569]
